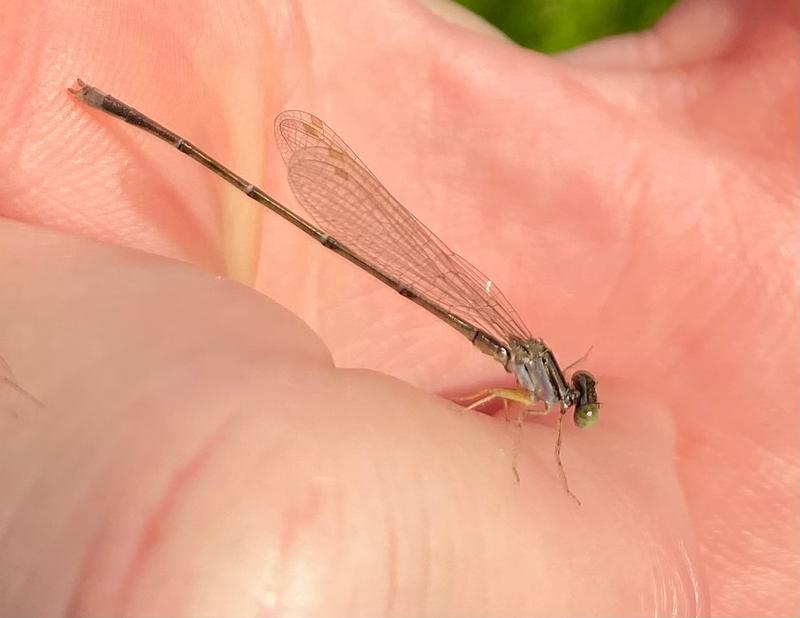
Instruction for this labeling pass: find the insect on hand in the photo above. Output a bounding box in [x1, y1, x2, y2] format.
[68, 79, 600, 503]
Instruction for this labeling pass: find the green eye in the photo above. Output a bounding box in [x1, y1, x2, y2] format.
[574, 403, 599, 428]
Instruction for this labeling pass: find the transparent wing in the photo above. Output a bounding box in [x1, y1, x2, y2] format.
[275, 110, 368, 170]
[274, 111, 531, 344]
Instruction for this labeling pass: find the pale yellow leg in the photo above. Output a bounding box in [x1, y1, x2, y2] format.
[510, 403, 550, 483]
[564, 345, 593, 373]
[454, 387, 581, 505]
[454, 387, 534, 411]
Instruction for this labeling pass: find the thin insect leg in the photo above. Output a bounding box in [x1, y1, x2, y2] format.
[512, 416, 523, 482]
[454, 387, 533, 412]
[500, 396, 511, 423]
[2, 377, 44, 408]
[555, 412, 581, 506]
[1, 355, 44, 409]
[510, 403, 549, 483]
[0, 354, 13, 378]
[563, 345, 594, 373]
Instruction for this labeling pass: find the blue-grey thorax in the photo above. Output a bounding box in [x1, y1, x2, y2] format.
[508, 337, 574, 409]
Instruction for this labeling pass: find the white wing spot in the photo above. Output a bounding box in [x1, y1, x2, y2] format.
[484, 280, 493, 295]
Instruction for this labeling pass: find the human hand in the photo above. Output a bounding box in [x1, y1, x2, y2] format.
[1, 0, 796, 615]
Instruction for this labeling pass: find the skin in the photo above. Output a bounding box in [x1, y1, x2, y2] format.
[0, 0, 797, 615]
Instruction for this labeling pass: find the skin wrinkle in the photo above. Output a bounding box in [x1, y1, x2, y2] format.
[353, 405, 452, 616]
[283, 0, 316, 102]
[64, 520, 112, 618]
[276, 483, 322, 612]
[0, 10, 41, 143]
[591, 128, 650, 329]
[463, 495, 488, 615]
[411, 451, 432, 615]
[660, 524, 704, 616]
[438, 427, 484, 611]
[375, 442, 400, 616]
[275, 471, 366, 613]
[111, 413, 240, 614]
[1, 403, 110, 590]
[679, 537, 705, 618]
[436, 495, 456, 614]
[3, 398, 133, 615]
[320, 477, 347, 616]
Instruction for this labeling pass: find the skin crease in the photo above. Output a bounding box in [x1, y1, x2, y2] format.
[0, 0, 796, 615]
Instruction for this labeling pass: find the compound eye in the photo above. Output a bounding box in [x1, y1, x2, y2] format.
[570, 371, 599, 428]
[574, 403, 599, 428]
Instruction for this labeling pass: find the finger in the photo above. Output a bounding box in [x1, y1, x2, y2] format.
[0, 219, 704, 616]
[559, 0, 798, 150]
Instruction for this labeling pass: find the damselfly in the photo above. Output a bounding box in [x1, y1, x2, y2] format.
[68, 79, 599, 501]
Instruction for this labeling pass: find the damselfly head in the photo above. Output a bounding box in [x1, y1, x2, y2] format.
[570, 370, 599, 428]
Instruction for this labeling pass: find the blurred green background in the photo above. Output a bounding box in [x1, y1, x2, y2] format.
[453, 0, 677, 52]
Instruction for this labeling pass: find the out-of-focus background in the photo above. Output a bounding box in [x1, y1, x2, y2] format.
[453, 0, 677, 52]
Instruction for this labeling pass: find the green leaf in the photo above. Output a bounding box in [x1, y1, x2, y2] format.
[453, 0, 677, 53]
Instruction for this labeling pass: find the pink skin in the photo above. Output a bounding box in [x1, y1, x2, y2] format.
[0, 0, 796, 615]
